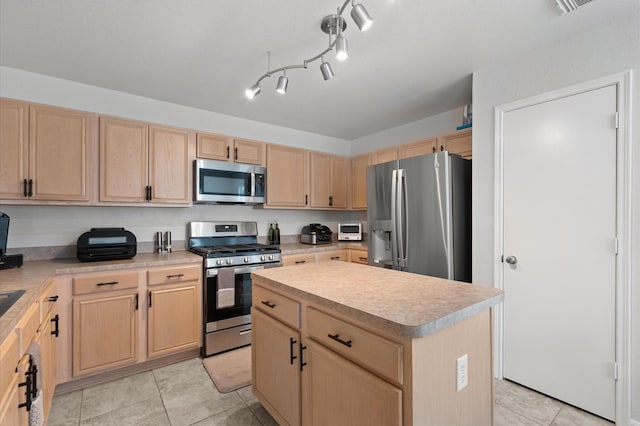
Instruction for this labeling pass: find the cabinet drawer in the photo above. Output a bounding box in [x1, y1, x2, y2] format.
[307, 307, 403, 385]
[252, 285, 300, 329]
[316, 250, 349, 262]
[0, 332, 18, 394]
[350, 249, 369, 265]
[147, 265, 200, 286]
[282, 253, 316, 267]
[73, 271, 139, 295]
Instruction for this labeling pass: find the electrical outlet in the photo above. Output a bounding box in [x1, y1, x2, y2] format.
[456, 354, 468, 391]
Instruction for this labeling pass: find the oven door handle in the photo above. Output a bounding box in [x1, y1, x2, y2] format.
[206, 265, 266, 278]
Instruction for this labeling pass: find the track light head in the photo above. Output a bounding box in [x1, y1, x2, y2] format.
[276, 75, 289, 94]
[351, 3, 373, 31]
[320, 59, 334, 81]
[335, 35, 348, 61]
[245, 83, 261, 99]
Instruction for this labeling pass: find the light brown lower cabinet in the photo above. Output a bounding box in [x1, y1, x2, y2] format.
[282, 249, 358, 267]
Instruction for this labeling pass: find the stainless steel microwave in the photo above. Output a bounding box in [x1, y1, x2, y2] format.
[194, 159, 266, 204]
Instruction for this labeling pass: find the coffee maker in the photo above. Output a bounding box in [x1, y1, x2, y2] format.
[0, 212, 23, 270]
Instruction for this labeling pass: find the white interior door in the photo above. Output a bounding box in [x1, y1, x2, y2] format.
[501, 85, 617, 421]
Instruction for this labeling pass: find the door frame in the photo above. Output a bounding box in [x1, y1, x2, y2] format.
[493, 70, 633, 423]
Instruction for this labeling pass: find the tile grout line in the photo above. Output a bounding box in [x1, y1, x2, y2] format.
[494, 401, 552, 426]
[151, 368, 172, 425]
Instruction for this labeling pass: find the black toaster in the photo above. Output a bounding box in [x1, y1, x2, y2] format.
[77, 228, 137, 262]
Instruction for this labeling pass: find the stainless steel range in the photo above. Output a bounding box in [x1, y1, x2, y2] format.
[188, 221, 281, 356]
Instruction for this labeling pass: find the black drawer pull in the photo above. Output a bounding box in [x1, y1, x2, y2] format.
[289, 337, 298, 365]
[51, 314, 60, 337]
[295, 260, 306, 264]
[96, 281, 118, 286]
[48, 295, 59, 302]
[299, 343, 307, 372]
[330, 256, 341, 260]
[261, 300, 276, 309]
[166, 273, 185, 279]
[358, 257, 368, 261]
[328, 333, 352, 348]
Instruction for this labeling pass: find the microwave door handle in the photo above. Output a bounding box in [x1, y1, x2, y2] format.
[391, 169, 399, 270]
[250, 172, 255, 197]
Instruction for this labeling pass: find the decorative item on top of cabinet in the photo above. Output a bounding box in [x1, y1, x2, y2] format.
[0, 98, 94, 203]
[371, 146, 398, 165]
[146, 265, 201, 358]
[197, 132, 265, 165]
[265, 144, 309, 208]
[399, 137, 438, 159]
[99, 116, 192, 204]
[436, 127, 472, 159]
[309, 152, 347, 209]
[350, 153, 370, 210]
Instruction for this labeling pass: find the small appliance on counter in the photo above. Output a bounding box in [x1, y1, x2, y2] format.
[77, 227, 137, 262]
[301, 223, 332, 245]
[338, 223, 363, 241]
[0, 212, 23, 270]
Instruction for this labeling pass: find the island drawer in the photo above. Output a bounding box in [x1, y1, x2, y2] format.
[73, 271, 139, 295]
[281, 253, 316, 267]
[252, 285, 300, 329]
[147, 265, 200, 286]
[307, 307, 403, 385]
[316, 250, 349, 262]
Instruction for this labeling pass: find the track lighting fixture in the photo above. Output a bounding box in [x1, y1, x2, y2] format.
[244, 0, 375, 99]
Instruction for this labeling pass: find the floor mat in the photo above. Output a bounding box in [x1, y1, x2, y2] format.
[202, 346, 251, 393]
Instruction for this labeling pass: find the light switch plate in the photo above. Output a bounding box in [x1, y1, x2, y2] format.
[456, 354, 468, 391]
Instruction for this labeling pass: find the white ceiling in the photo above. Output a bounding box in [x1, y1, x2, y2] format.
[0, 0, 634, 140]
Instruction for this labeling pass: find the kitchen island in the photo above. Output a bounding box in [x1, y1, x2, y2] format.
[251, 261, 504, 426]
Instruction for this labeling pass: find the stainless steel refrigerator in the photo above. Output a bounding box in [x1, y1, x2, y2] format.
[366, 151, 471, 282]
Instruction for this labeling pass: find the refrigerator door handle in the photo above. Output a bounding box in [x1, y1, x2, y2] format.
[391, 169, 399, 269]
[400, 169, 409, 268]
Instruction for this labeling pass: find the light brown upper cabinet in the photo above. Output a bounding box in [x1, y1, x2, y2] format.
[265, 144, 309, 208]
[100, 116, 191, 204]
[399, 137, 437, 159]
[436, 128, 472, 159]
[350, 154, 369, 210]
[371, 146, 398, 165]
[0, 99, 93, 202]
[197, 132, 265, 165]
[309, 152, 347, 209]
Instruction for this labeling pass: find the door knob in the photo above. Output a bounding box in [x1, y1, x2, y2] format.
[505, 255, 518, 265]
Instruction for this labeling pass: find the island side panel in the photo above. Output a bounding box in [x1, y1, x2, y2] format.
[408, 309, 493, 426]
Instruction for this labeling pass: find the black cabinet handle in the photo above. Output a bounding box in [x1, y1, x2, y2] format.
[328, 333, 353, 348]
[135, 294, 139, 310]
[440, 145, 444, 151]
[18, 359, 37, 411]
[432, 146, 436, 153]
[166, 273, 185, 279]
[48, 295, 59, 302]
[305, 194, 308, 205]
[51, 314, 60, 337]
[23, 179, 28, 197]
[148, 291, 152, 308]
[235, 147, 238, 161]
[226, 146, 230, 159]
[261, 300, 276, 309]
[358, 256, 368, 262]
[299, 343, 307, 372]
[330, 256, 341, 260]
[96, 281, 118, 286]
[27, 179, 33, 197]
[295, 260, 306, 264]
[289, 337, 298, 365]
[145, 185, 153, 201]
[329, 196, 333, 207]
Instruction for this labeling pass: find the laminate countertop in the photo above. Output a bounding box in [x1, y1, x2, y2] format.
[252, 261, 504, 338]
[0, 251, 202, 343]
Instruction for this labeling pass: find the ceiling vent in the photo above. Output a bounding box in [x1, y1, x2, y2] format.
[554, 0, 594, 14]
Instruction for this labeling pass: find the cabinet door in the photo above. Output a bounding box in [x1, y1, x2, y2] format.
[399, 138, 437, 159]
[304, 341, 402, 426]
[349, 249, 369, 265]
[350, 154, 369, 210]
[371, 147, 398, 165]
[73, 292, 138, 377]
[437, 128, 472, 159]
[329, 156, 347, 209]
[0, 99, 29, 199]
[309, 152, 331, 208]
[35, 308, 57, 419]
[0, 371, 21, 426]
[252, 308, 301, 426]
[29, 104, 91, 201]
[233, 138, 265, 165]
[196, 132, 232, 161]
[149, 125, 191, 204]
[99, 116, 149, 202]
[147, 283, 199, 358]
[266, 144, 309, 208]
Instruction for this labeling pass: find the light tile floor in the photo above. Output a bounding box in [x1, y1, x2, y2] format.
[48, 357, 614, 426]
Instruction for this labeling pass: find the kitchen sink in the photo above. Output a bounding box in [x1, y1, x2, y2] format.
[0, 290, 25, 317]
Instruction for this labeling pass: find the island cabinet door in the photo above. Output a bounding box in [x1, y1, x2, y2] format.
[252, 308, 301, 426]
[302, 340, 402, 426]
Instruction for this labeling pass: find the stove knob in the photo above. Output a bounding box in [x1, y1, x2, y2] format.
[260, 255, 266, 261]
[226, 258, 233, 265]
[216, 259, 223, 266]
[268, 255, 274, 261]
[244, 257, 250, 263]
